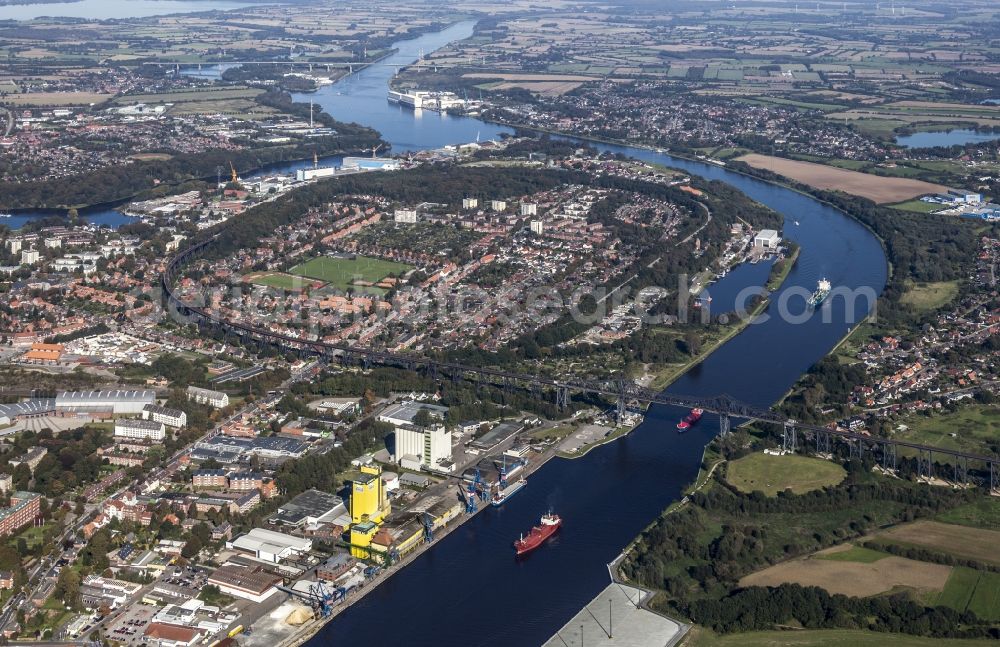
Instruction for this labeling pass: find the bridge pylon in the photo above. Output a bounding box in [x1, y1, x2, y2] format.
[782, 420, 797, 453]
[719, 412, 730, 436]
[882, 441, 897, 471]
[556, 386, 569, 411]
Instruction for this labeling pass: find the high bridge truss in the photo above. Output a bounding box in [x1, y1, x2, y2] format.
[163, 237, 1000, 492]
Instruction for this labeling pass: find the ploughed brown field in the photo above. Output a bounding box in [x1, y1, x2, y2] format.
[736, 153, 949, 204]
[877, 520, 1000, 566]
[740, 549, 952, 597]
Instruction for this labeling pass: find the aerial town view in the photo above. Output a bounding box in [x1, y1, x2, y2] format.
[1, 0, 1000, 646]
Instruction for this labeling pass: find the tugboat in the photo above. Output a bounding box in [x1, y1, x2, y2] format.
[808, 278, 832, 308]
[677, 408, 704, 432]
[514, 513, 561, 556]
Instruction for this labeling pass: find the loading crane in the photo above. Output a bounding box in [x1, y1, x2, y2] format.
[276, 581, 346, 617]
[468, 467, 489, 503]
[421, 512, 434, 543]
[461, 483, 477, 514]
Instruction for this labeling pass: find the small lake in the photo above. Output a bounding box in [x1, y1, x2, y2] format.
[896, 128, 1000, 148]
[0, 0, 261, 21]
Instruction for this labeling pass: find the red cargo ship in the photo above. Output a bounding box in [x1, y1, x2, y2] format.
[514, 513, 562, 556]
[676, 408, 704, 432]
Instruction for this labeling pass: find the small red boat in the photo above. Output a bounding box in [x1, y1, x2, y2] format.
[677, 408, 704, 432]
[514, 513, 561, 556]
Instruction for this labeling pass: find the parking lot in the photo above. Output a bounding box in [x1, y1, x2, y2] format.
[104, 603, 156, 646]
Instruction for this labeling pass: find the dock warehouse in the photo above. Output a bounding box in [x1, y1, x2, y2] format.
[206, 564, 282, 604]
[753, 229, 781, 250]
[228, 527, 313, 563]
[56, 390, 156, 414]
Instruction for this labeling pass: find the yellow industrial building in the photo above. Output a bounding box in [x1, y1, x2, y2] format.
[349, 520, 379, 560]
[348, 464, 391, 560]
[350, 464, 390, 525]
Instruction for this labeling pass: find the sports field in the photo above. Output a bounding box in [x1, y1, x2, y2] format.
[246, 272, 316, 291]
[735, 153, 949, 204]
[289, 255, 412, 294]
[725, 453, 846, 496]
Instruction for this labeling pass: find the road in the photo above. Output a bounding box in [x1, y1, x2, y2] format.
[1, 107, 12, 138]
[677, 201, 712, 246]
[0, 357, 317, 637]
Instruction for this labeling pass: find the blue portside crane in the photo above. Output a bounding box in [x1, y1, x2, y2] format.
[462, 484, 477, 514]
[421, 512, 434, 543]
[276, 582, 346, 617]
[473, 468, 490, 502]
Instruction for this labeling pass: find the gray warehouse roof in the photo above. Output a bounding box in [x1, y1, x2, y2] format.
[57, 390, 156, 402]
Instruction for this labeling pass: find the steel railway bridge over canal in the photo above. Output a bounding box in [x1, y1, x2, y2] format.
[162, 237, 1000, 492]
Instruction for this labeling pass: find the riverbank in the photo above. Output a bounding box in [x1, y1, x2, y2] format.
[541, 577, 687, 647]
[280, 19, 888, 647]
[273, 438, 564, 647]
[494, 118, 893, 281]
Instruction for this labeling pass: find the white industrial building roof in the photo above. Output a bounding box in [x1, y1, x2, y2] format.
[378, 400, 449, 427]
[231, 527, 312, 554]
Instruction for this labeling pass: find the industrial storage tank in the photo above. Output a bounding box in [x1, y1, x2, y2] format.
[381, 471, 400, 492]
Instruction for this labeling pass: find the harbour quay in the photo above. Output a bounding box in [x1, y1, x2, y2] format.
[543, 582, 686, 647]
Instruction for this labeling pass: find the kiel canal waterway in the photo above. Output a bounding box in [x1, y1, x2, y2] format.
[283, 20, 889, 647]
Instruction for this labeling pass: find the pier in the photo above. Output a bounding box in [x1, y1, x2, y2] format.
[543, 581, 686, 647]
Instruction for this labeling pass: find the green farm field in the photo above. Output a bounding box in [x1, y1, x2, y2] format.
[690, 627, 1000, 647]
[936, 567, 1000, 620]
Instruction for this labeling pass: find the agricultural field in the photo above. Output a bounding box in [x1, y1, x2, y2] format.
[889, 199, 944, 214]
[936, 498, 1000, 531]
[288, 255, 412, 295]
[115, 88, 263, 105]
[735, 154, 949, 204]
[725, 453, 846, 496]
[892, 405, 1000, 458]
[875, 521, 1000, 567]
[936, 567, 1000, 620]
[3, 91, 112, 106]
[738, 548, 952, 597]
[899, 281, 960, 311]
[689, 627, 1000, 647]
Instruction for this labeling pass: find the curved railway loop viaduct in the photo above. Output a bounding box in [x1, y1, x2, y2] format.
[162, 236, 1000, 492]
